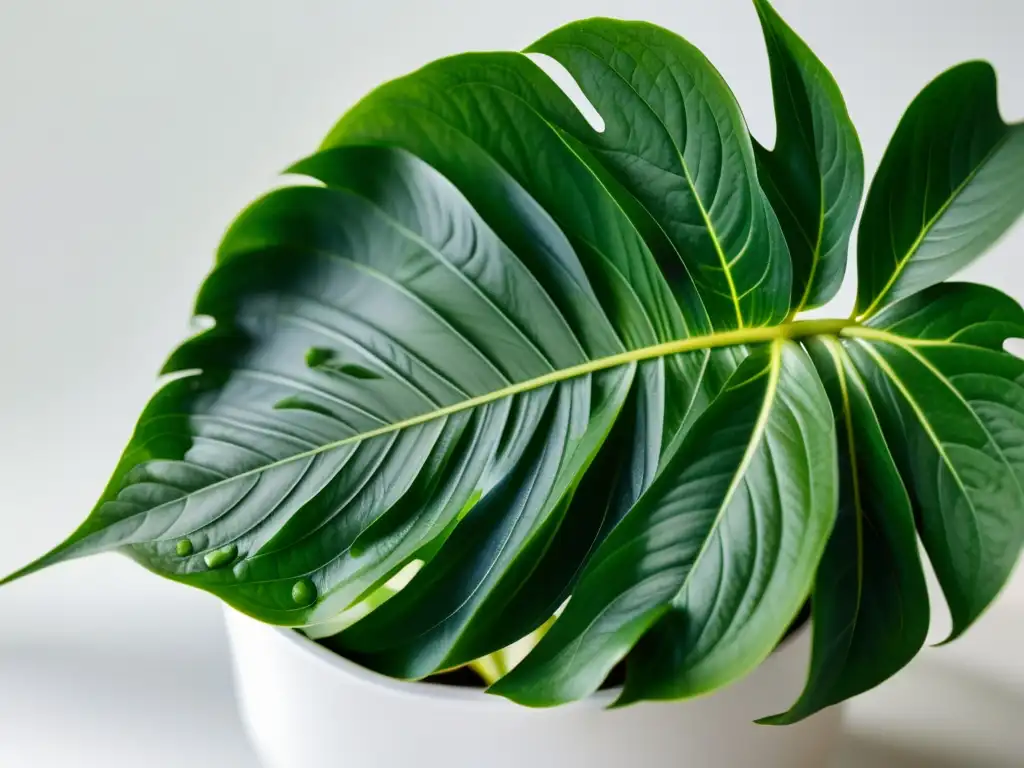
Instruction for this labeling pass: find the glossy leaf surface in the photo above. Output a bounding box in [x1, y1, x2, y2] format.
[3, 3, 1024, 722]
[763, 336, 929, 724]
[528, 20, 793, 330]
[492, 342, 837, 706]
[753, 0, 864, 312]
[846, 284, 1024, 638]
[855, 62, 1024, 318]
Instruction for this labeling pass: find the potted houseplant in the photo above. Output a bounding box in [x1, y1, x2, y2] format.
[4, 0, 1024, 765]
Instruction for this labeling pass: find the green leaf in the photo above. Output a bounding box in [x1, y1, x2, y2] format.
[6, 146, 632, 630]
[752, 0, 864, 313]
[490, 341, 838, 706]
[846, 283, 1024, 638]
[5, 9, 1024, 719]
[2, 17, 804, 688]
[855, 62, 1024, 319]
[763, 336, 929, 724]
[322, 48, 742, 431]
[2, 135, 796, 667]
[526, 19, 793, 330]
[324, 368, 633, 678]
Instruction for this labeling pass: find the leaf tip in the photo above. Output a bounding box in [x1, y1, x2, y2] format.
[0, 545, 69, 588]
[754, 710, 797, 727]
[609, 678, 648, 709]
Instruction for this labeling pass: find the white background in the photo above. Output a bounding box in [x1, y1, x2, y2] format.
[1, 0, 1023, 765]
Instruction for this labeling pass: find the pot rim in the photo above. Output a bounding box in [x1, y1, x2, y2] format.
[229, 608, 812, 711]
[233, 609, 620, 710]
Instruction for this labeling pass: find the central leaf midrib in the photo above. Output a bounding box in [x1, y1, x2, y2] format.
[48, 319, 857, 557]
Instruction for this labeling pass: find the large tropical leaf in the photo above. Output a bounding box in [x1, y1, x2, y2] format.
[1, 14, 807, 672]
[855, 62, 1024, 319]
[4, 2, 1024, 722]
[9, 146, 638, 635]
[752, 0, 864, 312]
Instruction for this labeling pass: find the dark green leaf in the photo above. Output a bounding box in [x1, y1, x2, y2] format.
[491, 341, 837, 706]
[855, 62, 1024, 318]
[6, 146, 631, 633]
[846, 283, 1024, 638]
[5, 9, 1023, 719]
[528, 19, 793, 329]
[320, 50, 733, 438]
[753, 0, 864, 312]
[763, 336, 929, 724]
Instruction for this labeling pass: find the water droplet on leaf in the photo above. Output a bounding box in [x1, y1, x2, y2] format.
[305, 347, 333, 368]
[204, 544, 238, 569]
[292, 579, 317, 606]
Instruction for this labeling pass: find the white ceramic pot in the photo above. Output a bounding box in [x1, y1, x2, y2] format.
[224, 609, 844, 768]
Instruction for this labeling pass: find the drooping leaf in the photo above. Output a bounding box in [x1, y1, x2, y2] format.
[318, 50, 737, 607]
[3, 107, 793, 678]
[845, 283, 1024, 638]
[5, 146, 634, 635]
[752, 0, 864, 312]
[855, 63, 1024, 318]
[763, 336, 929, 724]
[324, 368, 632, 678]
[491, 341, 837, 706]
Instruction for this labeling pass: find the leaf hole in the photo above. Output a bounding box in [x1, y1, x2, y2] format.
[1003, 337, 1024, 357]
[272, 172, 326, 190]
[527, 52, 606, 133]
[154, 367, 203, 388]
[190, 314, 216, 333]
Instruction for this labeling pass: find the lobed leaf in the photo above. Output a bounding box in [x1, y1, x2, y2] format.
[847, 283, 1024, 638]
[752, 0, 864, 312]
[4, 5, 1024, 721]
[764, 336, 929, 724]
[528, 19, 793, 330]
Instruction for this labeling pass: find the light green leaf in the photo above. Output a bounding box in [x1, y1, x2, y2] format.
[753, 0, 864, 312]
[855, 62, 1024, 318]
